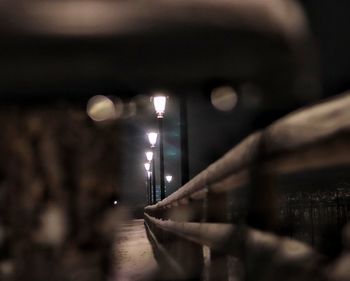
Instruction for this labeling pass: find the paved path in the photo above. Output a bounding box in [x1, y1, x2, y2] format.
[114, 219, 158, 281]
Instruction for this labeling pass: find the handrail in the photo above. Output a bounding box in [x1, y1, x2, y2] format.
[144, 93, 350, 280]
[145, 213, 317, 260]
[146, 93, 350, 211]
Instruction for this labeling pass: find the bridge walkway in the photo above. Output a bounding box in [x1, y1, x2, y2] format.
[114, 219, 158, 281]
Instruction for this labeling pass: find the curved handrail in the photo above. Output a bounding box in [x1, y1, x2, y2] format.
[146, 93, 350, 212]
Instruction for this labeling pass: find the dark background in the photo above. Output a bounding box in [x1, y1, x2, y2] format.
[0, 0, 349, 211]
[0, 2, 349, 280]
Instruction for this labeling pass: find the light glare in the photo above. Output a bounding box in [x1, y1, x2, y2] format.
[87, 95, 116, 121]
[166, 175, 173, 183]
[145, 151, 153, 161]
[153, 95, 167, 118]
[147, 132, 158, 147]
[144, 162, 150, 171]
[211, 86, 238, 112]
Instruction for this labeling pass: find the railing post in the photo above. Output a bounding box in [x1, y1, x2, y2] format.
[206, 190, 229, 281]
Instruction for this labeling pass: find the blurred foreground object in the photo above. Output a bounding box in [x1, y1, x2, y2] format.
[0, 0, 317, 105]
[0, 104, 120, 281]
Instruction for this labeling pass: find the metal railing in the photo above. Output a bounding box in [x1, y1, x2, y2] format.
[144, 93, 350, 281]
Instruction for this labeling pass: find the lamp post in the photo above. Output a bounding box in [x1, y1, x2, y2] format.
[147, 171, 152, 204]
[165, 175, 173, 183]
[147, 132, 158, 203]
[152, 95, 167, 200]
[145, 150, 154, 204]
[144, 162, 151, 205]
[145, 151, 153, 162]
[165, 175, 172, 197]
[180, 96, 190, 185]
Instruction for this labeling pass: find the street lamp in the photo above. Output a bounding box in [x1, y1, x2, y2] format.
[144, 162, 150, 172]
[145, 151, 153, 162]
[144, 162, 152, 204]
[165, 175, 173, 183]
[147, 132, 158, 148]
[153, 95, 167, 118]
[152, 94, 168, 200]
[179, 96, 189, 186]
[147, 132, 158, 204]
[145, 150, 154, 204]
[165, 175, 172, 197]
[147, 171, 152, 204]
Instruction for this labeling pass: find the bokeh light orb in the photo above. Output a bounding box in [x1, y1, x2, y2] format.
[240, 83, 262, 109]
[211, 86, 238, 112]
[87, 95, 116, 122]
